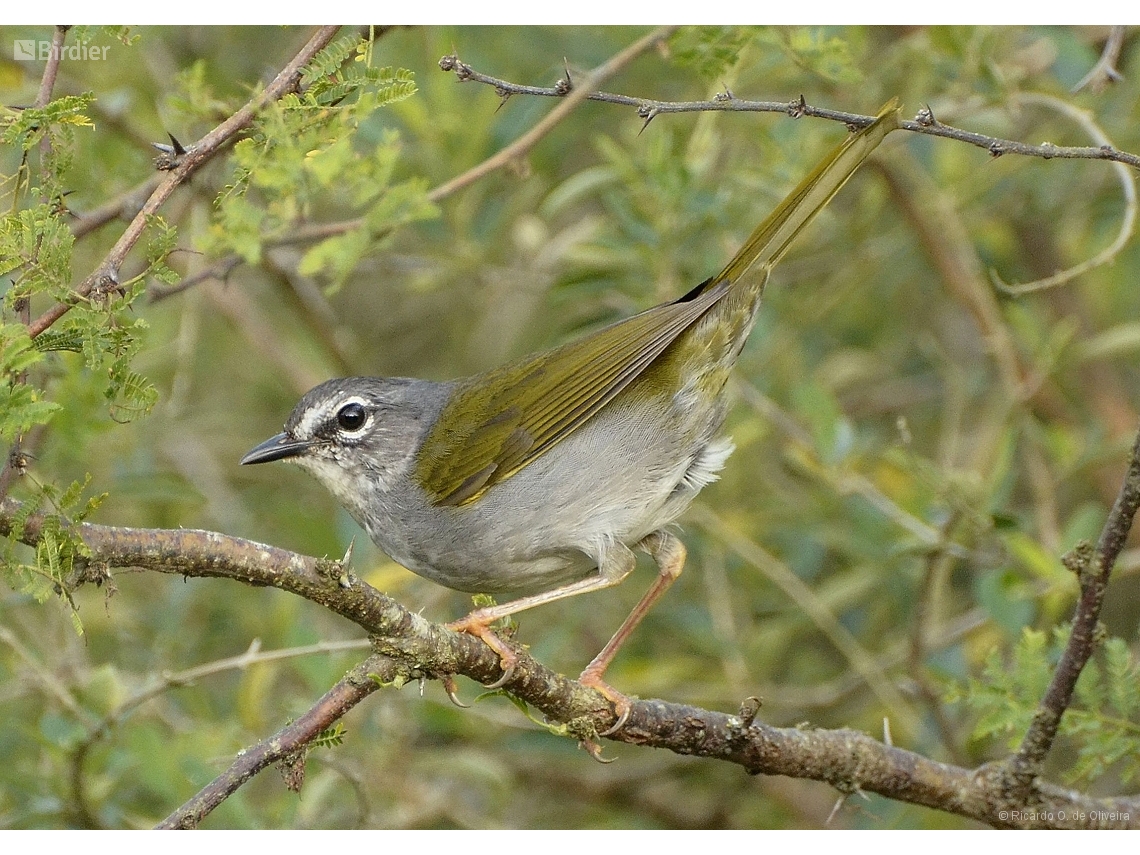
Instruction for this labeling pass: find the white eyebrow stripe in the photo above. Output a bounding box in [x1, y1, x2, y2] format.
[294, 407, 324, 437]
[295, 395, 371, 438]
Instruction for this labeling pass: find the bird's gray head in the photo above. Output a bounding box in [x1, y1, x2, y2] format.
[241, 377, 450, 506]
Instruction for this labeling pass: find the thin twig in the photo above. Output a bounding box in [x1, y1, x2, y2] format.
[149, 28, 677, 304]
[907, 511, 971, 766]
[446, 60, 1140, 169]
[689, 504, 921, 742]
[433, 26, 677, 199]
[70, 174, 163, 239]
[149, 253, 240, 302]
[0, 623, 95, 726]
[1, 496, 1136, 828]
[1072, 26, 1127, 94]
[1005, 424, 1140, 793]
[736, 379, 977, 559]
[69, 635, 372, 814]
[1, 26, 70, 502]
[26, 25, 341, 340]
[157, 654, 391, 829]
[757, 606, 990, 712]
[875, 156, 1025, 398]
[33, 25, 69, 109]
[993, 93, 1137, 295]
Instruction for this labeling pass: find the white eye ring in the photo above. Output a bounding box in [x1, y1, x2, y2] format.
[335, 398, 369, 433]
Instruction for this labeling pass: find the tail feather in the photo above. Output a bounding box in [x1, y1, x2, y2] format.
[714, 99, 901, 287]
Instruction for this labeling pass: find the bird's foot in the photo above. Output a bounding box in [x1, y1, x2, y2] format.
[578, 667, 633, 737]
[446, 611, 519, 689]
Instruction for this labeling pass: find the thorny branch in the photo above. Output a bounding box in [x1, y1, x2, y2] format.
[147, 27, 677, 303]
[65, 638, 370, 828]
[157, 654, 391, 829]
[431, 27, 677, 199]
[993, 93, 1137, 296]
[441, 55, 1140, 169]
[1005, 426, 1140, 793]
[0, 25, 73, 503]
[150, 46, 1140, 305]
[2, 440, 1140, 830]
[33, 26, 70, 111]
[25, 25, 341, 339]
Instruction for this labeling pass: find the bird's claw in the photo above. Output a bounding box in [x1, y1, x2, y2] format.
[481, 659, 516, 689]
[597, 701, 631, 737]
[579, 738, 617, 764]
[578, 669, 634, 737]
[446, 613, 519, 689]
[440, 674, 470, 708]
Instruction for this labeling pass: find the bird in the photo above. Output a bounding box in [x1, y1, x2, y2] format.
[242, 101, 901, 732]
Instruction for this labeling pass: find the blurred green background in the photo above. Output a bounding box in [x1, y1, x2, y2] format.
[1, 25, 1139, 828]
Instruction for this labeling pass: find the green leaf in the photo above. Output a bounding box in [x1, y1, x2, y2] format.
[0, 93, 95, 151]
[0, 325, 60, 440]
[954, 625, 1140, 784]
[670, 27, 759, 80]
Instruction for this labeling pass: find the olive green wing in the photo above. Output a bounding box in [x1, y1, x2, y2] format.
[415, 99, 902, 507]
[415, 281, 729, 506]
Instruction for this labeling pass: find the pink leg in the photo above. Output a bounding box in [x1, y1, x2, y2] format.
[447, 543, 638, 688]
[578, 530, 687, 735]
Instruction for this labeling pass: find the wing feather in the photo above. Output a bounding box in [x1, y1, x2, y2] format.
[415, 100, 901, 506]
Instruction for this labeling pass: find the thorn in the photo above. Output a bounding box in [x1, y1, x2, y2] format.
[882, 716, 893, 747]
[153, 134, 186, 171]
[638, 108, 658, 135]
[915, 104, 937, 126]
[338, 537, 356, 569]
[335, 538, 357, 587]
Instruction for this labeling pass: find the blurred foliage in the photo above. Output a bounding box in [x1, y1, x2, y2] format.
[950, 626, 1140, 786]
[0, 24, 1139, 829]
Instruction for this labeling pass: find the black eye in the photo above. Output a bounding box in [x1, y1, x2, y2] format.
[336, 402, 367, 431]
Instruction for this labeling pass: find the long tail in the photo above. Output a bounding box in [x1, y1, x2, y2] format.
[714, 98, 901, 287]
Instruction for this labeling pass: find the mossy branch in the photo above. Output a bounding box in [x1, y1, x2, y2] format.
[2, 484, 1138, 829]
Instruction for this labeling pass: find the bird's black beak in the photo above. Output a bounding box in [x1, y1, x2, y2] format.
[240, 433, 313, 465]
